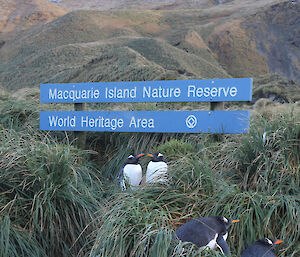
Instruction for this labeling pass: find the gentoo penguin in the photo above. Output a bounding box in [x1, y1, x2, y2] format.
[117, 153, 144, 190]
[146, 152, 168, 184]
[175, 216, 239, 255]
[241, 238, 283, 257]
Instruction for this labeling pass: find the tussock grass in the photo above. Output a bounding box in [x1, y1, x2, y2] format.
[0, 98, 38, 130]
[218, 111, 300, 194]
[86, 110, 299, 256]
[0, 129, 102, 256]
[199, 188, 299, 256]
[87, 188, 228, 257]
[0, 88, 299, 256]
[0, 215, 46, 257]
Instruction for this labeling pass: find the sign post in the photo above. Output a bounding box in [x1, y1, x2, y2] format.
[40, 78, 253, 148]
[74, 103, 86, 149]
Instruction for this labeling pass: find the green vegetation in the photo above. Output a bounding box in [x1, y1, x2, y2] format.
[0, 128, 102, 256]
[0, 87, 299, 256]
[0, 1, 299, 256]
[253, 74, 300, 103]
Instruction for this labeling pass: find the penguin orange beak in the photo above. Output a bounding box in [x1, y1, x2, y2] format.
[147, 154, 154, 157]
[232, 220, 239, 223]
[274, 240, 283, 245]
[137, 153, 145, 158]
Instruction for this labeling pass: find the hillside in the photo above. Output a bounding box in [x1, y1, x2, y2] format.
[0, 1, 299, 257]
[54, 0, 283, 11]
[0, 0, 299, 90]
[0, 0, 66, 35]
[0, 9, 230, 90]
[54, 0, 215, 11]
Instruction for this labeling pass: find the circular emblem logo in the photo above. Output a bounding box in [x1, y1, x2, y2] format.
[186, 115, 197, 129]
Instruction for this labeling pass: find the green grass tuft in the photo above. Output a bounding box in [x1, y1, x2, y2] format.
[0, 129, 102, 256]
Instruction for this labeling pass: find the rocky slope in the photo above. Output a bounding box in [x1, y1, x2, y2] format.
[244, 1, 300, 83]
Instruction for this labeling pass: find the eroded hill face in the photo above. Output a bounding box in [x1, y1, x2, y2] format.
[54, 0, 215, 11]
[0, 0, 299, 90]
[244, 1, 300, 83]
[0, 0, 66, 34]
[207, 0, 300, 82]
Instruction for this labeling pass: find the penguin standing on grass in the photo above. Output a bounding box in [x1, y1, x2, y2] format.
[241, 238, 283, 257]
[146, 152, 168, 184]
[175, 216, 239, 255]
[117, 153, 144, 190]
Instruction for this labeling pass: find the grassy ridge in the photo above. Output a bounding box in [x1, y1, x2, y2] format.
[0, 88, 299, 256]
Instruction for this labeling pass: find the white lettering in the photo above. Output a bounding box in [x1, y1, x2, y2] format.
[174, 88, 181, 97]
[222, 87, 230, 97]
[143, 86, 181, 98]
[105, 87, 137, 99]
[81, 116, 123, 130]
[196, 87, 203, 97]
[48, 87, 100, 101]
[129, 117, 155, 128]
[204, 87, 210, 97]
[57, 90, 63, 99]
[49, 116, 58, 126]
[81, 116, 89, 127]
[129, 117, 137, 127]
[187, 85, 239, 99]
[148, 119, 154, 128]
[94, 90, 100, 98]
[211, 87, 217, 97]
[188, 85, 195, 97]
[49, 89, 57, 99]
[143, 86, 151, 98]
[230, 87, 237, 97]
[48, 116, 75, 127]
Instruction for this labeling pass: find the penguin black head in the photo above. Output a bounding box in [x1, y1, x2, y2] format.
[216, 216, 239, 231]
[258, 238, 283, 247]
[147, 152, 167, 163]
[125, 153, 144, 165]
[241, 238, 283, 257]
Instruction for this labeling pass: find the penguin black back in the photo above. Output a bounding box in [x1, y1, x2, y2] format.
[175, 216, 237, 253]
[241, 238, 283, 257]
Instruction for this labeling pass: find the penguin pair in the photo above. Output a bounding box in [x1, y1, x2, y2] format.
[118, 152, 168, 190]
[241, 238, 283, 257]
[175, 216, 239, 255]
[175, 216, 283, 256]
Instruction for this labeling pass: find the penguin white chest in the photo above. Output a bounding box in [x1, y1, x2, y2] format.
[206, 233, 218, 249]
[123, 164, 142, 187]
[146, 161, 168, 183]
[205, 232, 228, 250]
[223, 232, 228, 242]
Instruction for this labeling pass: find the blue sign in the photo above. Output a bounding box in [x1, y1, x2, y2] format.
[40, 78, 252, 103]
[40, 111, 250, 134]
